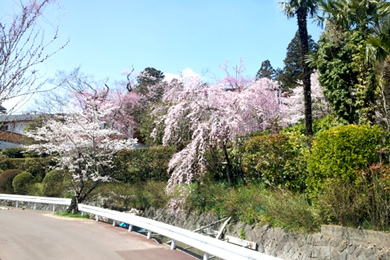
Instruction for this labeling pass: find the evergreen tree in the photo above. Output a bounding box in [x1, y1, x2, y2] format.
[278, 32, 317, 91]
[256, 60, 276, 80]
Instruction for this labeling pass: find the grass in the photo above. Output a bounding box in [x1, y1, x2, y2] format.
[54, 211, 90, 219]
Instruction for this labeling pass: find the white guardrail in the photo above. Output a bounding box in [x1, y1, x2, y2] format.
[0, 194, 71, 211]
[0, 194, 283, 260]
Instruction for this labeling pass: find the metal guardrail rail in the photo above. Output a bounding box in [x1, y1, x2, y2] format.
[78, 204, 282, 260]
[0, 194, 71, 211]
[0, 194, 283, 260]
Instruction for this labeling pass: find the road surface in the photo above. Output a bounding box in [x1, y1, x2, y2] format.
[0, 207, 196, 260]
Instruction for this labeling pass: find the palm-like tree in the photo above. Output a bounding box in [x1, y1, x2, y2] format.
[280, 0, 319, 136]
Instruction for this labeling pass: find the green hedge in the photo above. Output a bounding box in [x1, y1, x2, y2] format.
[241, 132, 309, 191]
[307, 124, 387, 195]
[12, 171, 35, 195]
[0, 169, 23, 194]
[42, 170, 64, 197]
[115, 146, 174, 183]
[0, 157, 55, 181]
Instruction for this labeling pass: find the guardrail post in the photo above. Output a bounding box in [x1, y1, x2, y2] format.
[34, 202, 37, 210]
[203, 253, 209, 260]
[147, 230, 152, 239]
[52, 204, 56, 212]
[16, 201, 18, 208]
[113, 220, 116, 226]
[170, 239, 176, 250]
[128, 224, 133, 232]
[96, 215, 99, 222]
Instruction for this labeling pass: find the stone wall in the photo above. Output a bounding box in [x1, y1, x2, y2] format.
[142, 207, 390, 260]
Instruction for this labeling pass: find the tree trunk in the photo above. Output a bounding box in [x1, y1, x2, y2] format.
[66, 196, 79, 213]
[297, 7, 313, 136]
[221, 140, 233, 184]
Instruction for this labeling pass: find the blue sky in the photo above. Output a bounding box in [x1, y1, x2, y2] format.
[2, 0, 323, 109]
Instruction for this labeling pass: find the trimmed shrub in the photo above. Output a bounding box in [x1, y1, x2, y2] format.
[241, 132, 309, 191]
[42, 170, 64, 197]
[115, 146, 174, 183]
[307, 124, 387, 195]
[0, 169, 23, 194]
[12, 171, 35, 195]
[0, 157, 55, 181]
[1, 147, 25, 158]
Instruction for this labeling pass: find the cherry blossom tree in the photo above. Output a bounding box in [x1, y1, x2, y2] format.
[1, 0, 68, 112]
[25, 88, 137, 212]
[152, 62, 284, 194]
[282, 72, 330, 125]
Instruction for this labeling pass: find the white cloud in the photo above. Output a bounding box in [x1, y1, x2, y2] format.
[164, 68, 200, 82]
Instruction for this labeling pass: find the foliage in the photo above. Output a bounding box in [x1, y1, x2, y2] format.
[256, 60, 276, 80]
[241, 132, 309, 191]
[12, 171, 35, 195]
[54, 212, 90, 219]
[0, 169, 23, 194]
[316, 163, 390, 230]
[91, 181, 168, 211]
[282, 72, 331, 125]
[25, 89, 137, 209]
[0, 147, 25, 158]
[316, 0, 390, 125]
[184, 182, 321, 232]
[42, 170, 65, 197]
[0, 158, 53, 181]
[277, 32, 318, 91]
[115, 146, 175, 183]
[307, 124, 387, 196]
[154, 61, 283, 191]
[260, 189, 321, 232]
[282, 114, 344, 135]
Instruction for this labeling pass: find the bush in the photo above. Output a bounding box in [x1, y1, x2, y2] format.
[307, 124, 387, 196]
[12, 171, 35, 195]
[241, 132, 309, 191]
[1, 147, 25, 158]
[184, 181, 321, 232]
[115, 146, 174, 183]
[282, 114, 343, 136]
[42, 170, 64, 197]
[0, 157, 55, 181]
[260, 189, 321, 232]
[0, 169, 23, 194]
[91, 181, 168, 211]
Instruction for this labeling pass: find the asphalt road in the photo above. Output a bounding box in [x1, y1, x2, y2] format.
[0, 207, 196, 260]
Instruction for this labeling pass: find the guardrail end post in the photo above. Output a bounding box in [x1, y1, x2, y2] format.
[113, 220, 116, 226]
[16, 201, 18, 208]
[147, 230, 152, 239]
[170, 239, 176, 250]
[203, 253, 209, 260]
[34, 202, 37, 210]
[128, 224, 133, 232]
[96, 215, 99, 222]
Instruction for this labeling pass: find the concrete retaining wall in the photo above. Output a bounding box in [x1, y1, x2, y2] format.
[142, 208, 390, 260]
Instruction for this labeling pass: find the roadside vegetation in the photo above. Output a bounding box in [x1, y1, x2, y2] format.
[2, 0, 390, 234]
